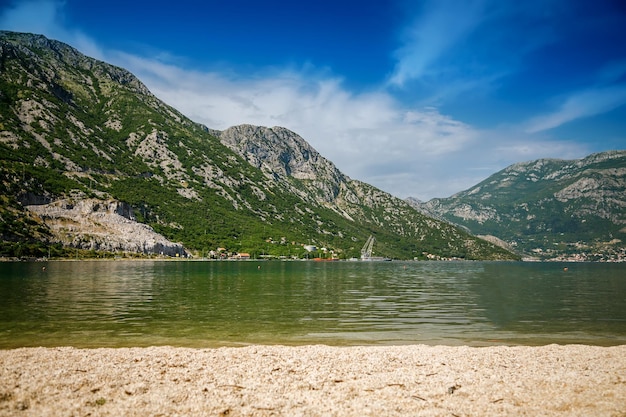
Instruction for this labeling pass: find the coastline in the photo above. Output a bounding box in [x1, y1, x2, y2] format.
[1, 344, 624, 416]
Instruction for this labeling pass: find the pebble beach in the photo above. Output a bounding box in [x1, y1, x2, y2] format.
[1, 344, 625, 416]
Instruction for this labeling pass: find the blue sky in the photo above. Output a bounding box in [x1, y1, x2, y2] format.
[2, 0, 625, 200]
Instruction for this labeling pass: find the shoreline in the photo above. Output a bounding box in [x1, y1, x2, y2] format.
[4, 257, 626, 262]
[1, 344, 624, 416]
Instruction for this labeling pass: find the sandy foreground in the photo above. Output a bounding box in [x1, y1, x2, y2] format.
[1, 344, 625, 416]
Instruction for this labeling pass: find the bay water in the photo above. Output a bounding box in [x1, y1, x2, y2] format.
[1, 260, 624, 348]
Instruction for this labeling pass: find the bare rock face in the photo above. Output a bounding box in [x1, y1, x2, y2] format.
[26, 198, 187, 256]
[219, 125, 330, 180]
[217, 125, 349, 204]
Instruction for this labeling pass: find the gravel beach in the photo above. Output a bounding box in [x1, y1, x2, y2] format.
[1, 344, 625, 416]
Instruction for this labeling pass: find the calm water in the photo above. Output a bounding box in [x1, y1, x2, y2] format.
[1, 260, 625, 348]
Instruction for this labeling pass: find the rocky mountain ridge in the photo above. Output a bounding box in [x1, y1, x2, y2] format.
[0, 31, 515, 260]
[408, 151, 626, 261]
[217, 124, 348, 205]
[214, 124, 435, 234]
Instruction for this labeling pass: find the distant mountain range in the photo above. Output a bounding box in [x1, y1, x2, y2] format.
[0, 31, 515, 260]
[408, 151, 626, 261]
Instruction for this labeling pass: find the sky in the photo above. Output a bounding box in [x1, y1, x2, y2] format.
[1, 0, 626, 200]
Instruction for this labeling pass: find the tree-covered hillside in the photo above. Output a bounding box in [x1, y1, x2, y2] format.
[0, 31, 516, 260]
[410, 151, 626, 261]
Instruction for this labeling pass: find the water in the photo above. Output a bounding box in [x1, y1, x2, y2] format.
[0, 260, 625, 348]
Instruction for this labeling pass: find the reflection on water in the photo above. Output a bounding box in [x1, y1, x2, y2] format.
[0, 260, 625, 348]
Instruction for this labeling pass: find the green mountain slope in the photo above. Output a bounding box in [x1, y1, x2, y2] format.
[0, 31, 516, 260]
[409, 151, 626, 261]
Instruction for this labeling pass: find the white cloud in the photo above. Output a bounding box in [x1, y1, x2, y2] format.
[525, 85, 626, 133]
[489, 38, 626, 134]
[388, 0, 487, 86]
[0, 0, 104, 59]
[133, 55, 587, 201]
[0, 0, 63, 33]
[114, 52, 488, 199]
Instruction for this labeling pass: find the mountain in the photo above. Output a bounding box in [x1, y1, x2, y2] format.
[0, 31, 516, 260]
[408, 151, 626, 261]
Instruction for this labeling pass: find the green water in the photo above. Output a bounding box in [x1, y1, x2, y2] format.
[1, 260, 625, 348]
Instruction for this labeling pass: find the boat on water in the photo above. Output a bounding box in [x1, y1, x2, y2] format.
[360, 235, 392, 261]
[361, 256, 392, 261]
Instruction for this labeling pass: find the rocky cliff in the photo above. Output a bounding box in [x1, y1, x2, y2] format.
[26, 198, 186, 256]
[218, 124, 348, 204]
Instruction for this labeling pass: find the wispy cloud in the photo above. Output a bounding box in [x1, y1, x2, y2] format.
[117, 51, 484, 198]
[388, 0, 487, 87]
[525, 86, 626, 133]
[525, 62, 626, 133]
[0, 0, 103, 59]
[0, 0, 63, 34]
[115, 53, 395, 130]
[131, 57, 592, 200]
[386, 0, 572, 106]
